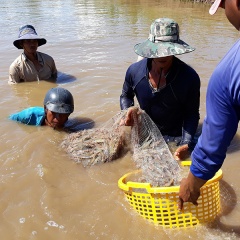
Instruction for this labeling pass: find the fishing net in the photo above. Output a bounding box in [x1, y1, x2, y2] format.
[129, 107, 182, 186]
[61, 111, 127, 167]
[61, 106, 183, 187]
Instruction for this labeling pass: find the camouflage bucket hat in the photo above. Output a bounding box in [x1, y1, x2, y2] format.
[134, 18, 195, 58]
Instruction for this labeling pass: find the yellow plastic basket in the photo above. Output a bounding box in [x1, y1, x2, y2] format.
[118, 161, 223, 228]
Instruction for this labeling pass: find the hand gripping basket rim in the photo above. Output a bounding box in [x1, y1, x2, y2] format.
[118, 161, 223, 228]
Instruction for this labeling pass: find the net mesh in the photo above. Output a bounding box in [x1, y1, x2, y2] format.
[61, 110, 126, 167]
[130, 107, 182, 186]
[61, 106, 183, 186]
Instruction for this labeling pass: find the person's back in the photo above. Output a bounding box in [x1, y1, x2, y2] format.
[8, 25, 57, 84]
[9, 107, 45, 126]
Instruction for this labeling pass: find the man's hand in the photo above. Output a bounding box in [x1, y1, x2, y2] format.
[174, 144, 190, 160]
[120, 106, 141, 126]
[178, 172, 207, 211]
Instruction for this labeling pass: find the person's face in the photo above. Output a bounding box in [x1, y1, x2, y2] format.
[221, 0, 240, 31]
[45, 109, 70, 129]
[152, 56, 174, 69]
[21, 39, 38, 53]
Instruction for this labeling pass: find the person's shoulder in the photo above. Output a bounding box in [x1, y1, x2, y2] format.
[37, 51, 54, 61]
[125, 58, 147, 80]
[12, 107, 43, 115]
[230, 39, 240, 62]
[9, 106, 44, 125]
[232, 38, 240, 51]
[9, 107, 33, 120]
[176, 57, 199, 77]
[128, 57, 147, 70]
[215, 39, 240, 74]
[9, 54, 24, 68]
[27, 106, 44, 114]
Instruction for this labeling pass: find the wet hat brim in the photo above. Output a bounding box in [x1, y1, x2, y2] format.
[134, 39, 195, 58]
[45, 103, 73, 114]
[13, 34, 47, 49]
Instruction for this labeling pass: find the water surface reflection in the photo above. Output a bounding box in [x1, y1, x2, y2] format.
[0, 0, 240, 239]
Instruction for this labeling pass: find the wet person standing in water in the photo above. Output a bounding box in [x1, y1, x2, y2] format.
[120, 18, 201, 161]
[179, 0, 240, 210]
[9, 25, 57, 84]
[9, 87, 74, 130]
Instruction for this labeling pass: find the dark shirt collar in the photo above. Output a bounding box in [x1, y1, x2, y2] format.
[146, 56, 179, 83]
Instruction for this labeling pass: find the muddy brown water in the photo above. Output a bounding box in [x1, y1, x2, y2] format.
[1, 0, 240, 239]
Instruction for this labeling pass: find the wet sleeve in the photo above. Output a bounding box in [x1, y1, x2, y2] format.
[51, 59, 57, 80]
[9, 109, 30, 124]
[181, 73, 200, 146]
[120, 66, 135, 110]
[8, 107, 44, 126]
[45, 55, 57, 81]
[190, 72, 238, 180]
[8, 62, 21, 84]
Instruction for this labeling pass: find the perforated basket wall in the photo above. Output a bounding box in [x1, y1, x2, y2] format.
[118, 162, 222, 228]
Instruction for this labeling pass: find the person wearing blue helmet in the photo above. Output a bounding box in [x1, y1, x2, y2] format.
[9, 87, 74, 130]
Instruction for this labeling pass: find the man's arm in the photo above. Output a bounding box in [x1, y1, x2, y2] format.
[181, 72, 200, 146]
[175, 70, 200, 160]
[178, 171, 207, 210]
[50, 59, 57, 80]
[9, 63, 21, 84]
[120, 67, 135, 110]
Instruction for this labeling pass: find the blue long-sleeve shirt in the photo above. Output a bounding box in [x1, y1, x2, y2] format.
[191, 39, 240, 180]
[9, 107, 45, 126]
[120, 57, 200, 145]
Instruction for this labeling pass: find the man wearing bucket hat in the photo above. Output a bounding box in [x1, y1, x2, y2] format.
[9, 87, 74, 130]
[120, 18, 200, 161]
[179, 0, 240, 210]
[8, 25, 57, 84]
